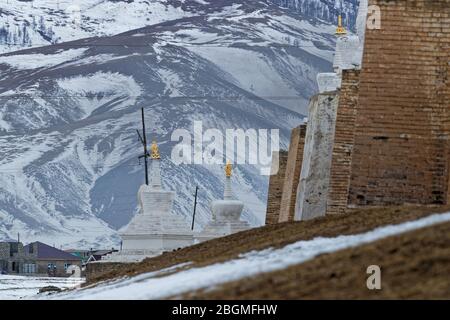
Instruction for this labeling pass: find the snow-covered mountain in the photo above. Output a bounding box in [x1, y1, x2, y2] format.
[0, 0, 336, 248]
[0, 0, 357, 54]
[0, 0, 192, 53]
[269, 0, 359, 29]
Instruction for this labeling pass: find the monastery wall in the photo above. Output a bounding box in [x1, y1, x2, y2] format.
[346, 0, 450, 207]
[294, 93, 339, 220]
[279, 124, 307, 222]
[265, 150, 288, 225]
[327, 70, 360, 215]
[265, 0, 450, 223]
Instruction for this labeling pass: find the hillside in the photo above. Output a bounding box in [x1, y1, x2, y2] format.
[42, 205, 450, 299]
[7, 206, 448, 300]
[185, 215, 450, 299]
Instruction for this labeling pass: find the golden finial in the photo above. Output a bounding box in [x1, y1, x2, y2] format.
[335, 15, 347, 35]
[150, 140, 160, 159]
[225, 160, 232, 177]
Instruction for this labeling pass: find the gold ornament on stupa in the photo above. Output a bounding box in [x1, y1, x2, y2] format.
[225, 161, 232, 177]
[150, 140, 160, 159]
[335, 15, 347, 35]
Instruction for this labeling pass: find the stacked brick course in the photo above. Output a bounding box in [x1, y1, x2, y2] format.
[265, 150, 288, 225]
[346, 0, 450, 207]
[327, 70, 360, 215]
[279, 124, 307, 222]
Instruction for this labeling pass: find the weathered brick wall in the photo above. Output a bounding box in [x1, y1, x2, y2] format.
[326, 70, 360, 215]
[265, 150, 288, 225]
[279, 124, 307, 222]
[346, 0, 450, 207]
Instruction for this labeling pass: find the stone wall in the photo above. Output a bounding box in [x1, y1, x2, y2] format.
[265, 150, 288, 225]
[279, 124, 307, 222]
[346, 0, 450, 207]
[327, 70, 360, 215]
[85, 261, 126, 283]
[0, 243, 9, 260]
[294, 93, 339, 220]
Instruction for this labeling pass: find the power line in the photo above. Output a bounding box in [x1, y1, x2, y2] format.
[0, 42, 328, 49]
[0, 94, 307, 101]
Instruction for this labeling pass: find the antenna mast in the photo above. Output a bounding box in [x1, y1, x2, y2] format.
[137, 107, 150, 185]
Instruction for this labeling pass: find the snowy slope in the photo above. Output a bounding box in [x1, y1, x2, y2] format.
[38, 211, 450, 300]
[0, 275, 83, 300]
[0, 0, 193, 53]
[0, 0, 336, 248]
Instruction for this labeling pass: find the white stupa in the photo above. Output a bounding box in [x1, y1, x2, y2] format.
[104, 141, 193, 262]
[317, 3, 369, 93]
[196, 162, 250, 242]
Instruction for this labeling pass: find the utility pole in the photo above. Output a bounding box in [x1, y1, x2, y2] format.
[137, 107, 150, 185]
[191, 186, 199, 230]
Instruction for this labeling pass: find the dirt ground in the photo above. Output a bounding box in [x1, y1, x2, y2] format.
[183, 220, 450, 299]
[86, 204, 450, 286]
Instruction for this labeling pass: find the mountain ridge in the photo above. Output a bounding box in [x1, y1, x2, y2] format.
[0, 0, 339, 248]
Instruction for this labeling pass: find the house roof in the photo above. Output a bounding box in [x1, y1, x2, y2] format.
[65, 249, 90, 254]
[24, 242, 81, 261]
[91, 249, 116, 256]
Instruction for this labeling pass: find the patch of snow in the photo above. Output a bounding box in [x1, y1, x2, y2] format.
[0, 49, 87, 69]
[0, 275, 84, 300]
[57, 71, 142, 115]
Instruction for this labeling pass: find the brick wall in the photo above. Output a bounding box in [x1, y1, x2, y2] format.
[279, 124, 307, 222]
[265, 150, 288, 225]
[327, 70, 360, 215]
[346, 0, 450, 207]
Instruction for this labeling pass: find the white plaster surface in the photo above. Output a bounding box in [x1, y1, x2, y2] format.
[295, 93, 339, 221]
[333, 35, 360, 72]
[317, 72, 341, 93]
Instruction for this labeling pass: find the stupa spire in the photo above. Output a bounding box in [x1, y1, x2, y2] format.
[224, 161, 233, 200]
[225, 160, 232, 177]
[149, 140, 162, 189]
[335, 15, 347, 36]
[150, 140, 160, 160]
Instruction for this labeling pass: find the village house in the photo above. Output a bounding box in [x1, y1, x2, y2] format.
[0, 241, 35, 275]
[85, 249, 118, 263]
[0, 241, 82, 277]
[24, 242, 82, 277]
[65, 249, 91, 264]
